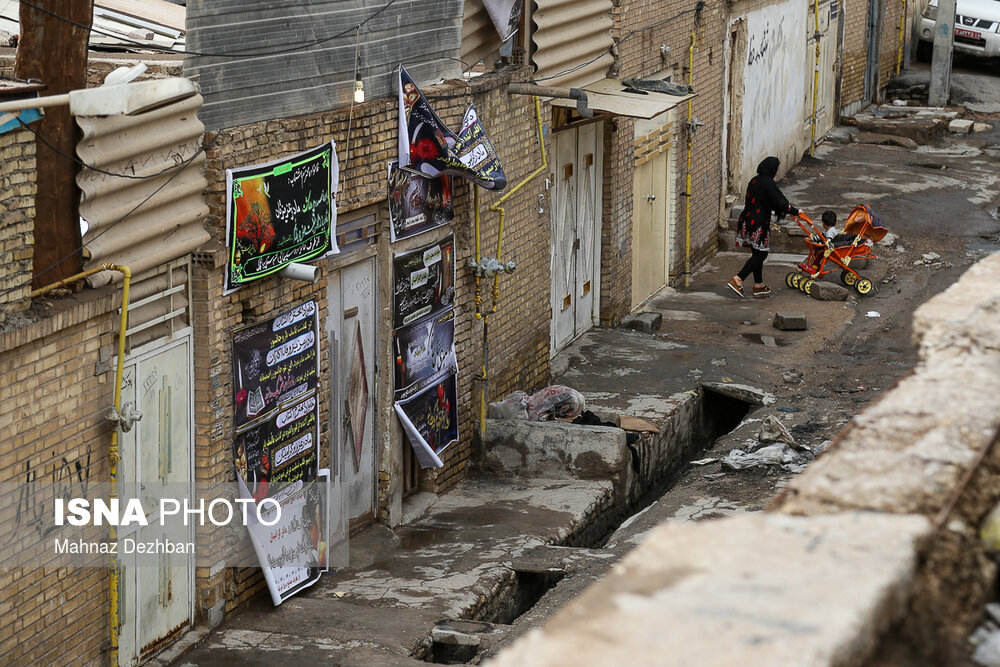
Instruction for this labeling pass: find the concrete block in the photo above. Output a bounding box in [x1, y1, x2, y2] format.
[622, 312, 662, 333]
[808, 281, 849, 301]
[826, 126, 859, 143]
[949, 119, 974, 134]
[855, 132, 919, 149]
[484, 419, 628, 480]
[729, 203, 745, 220]
[488, 513, 931, 667]
[773, 312, 807, 330]
[974, 122, 993, 133]
[207, 600, 225, 628]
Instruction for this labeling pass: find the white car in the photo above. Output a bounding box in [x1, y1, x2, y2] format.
[916, 0, 1000, 60]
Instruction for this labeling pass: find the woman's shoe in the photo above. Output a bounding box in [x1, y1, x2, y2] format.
[727, 278, 744, 298]
[753, 285, 772, 298]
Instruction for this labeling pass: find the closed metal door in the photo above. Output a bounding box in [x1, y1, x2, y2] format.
[631, 147, 672, 308]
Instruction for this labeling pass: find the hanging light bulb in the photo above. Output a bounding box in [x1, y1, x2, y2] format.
[354, 72, 365, 104]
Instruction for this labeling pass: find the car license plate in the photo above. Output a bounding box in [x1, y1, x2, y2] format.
[955, 27, 981, 39]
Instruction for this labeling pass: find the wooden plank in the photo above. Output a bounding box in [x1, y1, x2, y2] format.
[619, 415, 660, 434]
[94, 0, 185, 33]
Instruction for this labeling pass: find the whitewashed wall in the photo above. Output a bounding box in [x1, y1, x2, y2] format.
[737, 0, 808, 186]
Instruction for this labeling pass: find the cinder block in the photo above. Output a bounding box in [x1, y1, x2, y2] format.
[773, 312, 807, 330]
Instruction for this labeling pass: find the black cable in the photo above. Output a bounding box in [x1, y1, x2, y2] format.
[0, 137, 210, 300]
[16, 116, 199, 180]
[19, 0, 401, 59]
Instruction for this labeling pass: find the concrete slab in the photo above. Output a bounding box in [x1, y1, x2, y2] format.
[483, 419, 629, 480]
[487, 513, 931, 667]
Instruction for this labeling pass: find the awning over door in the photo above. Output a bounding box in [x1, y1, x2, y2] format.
[550, 77, 697, 119]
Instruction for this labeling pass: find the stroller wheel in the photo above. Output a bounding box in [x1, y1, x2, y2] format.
[803, 279, 815, 295]
[841, 270, 858, 287]
[785, 272, 798, 288]
[855, 278, 874, 295]
[790, 273, 804, 290]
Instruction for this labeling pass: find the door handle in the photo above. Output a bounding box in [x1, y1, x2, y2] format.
[647, 194, 656, 202]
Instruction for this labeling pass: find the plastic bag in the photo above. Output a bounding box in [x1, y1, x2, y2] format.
[527, 385, 586, 421]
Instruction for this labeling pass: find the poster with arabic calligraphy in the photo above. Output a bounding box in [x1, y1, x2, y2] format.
[232, 300, 319, 431]
[392, 233, 456, 329]
[225, 141, 339, 294]
[395, 372, 458, 467]
[393, 309, 456, 401]
[388, 160, 454, 242]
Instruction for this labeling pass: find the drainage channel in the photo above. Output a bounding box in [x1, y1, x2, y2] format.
[418, 387, 752, 664]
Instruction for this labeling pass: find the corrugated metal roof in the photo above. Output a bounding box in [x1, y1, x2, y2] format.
[462, 0, 502, 70]
[75, 93, 210, 288]
[531, 0, 614, 89]
[184, 0, 464, 131]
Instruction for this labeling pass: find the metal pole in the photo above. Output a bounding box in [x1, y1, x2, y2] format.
[927, 0, 956, 106]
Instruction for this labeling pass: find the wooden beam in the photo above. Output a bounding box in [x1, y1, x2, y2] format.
[15, 0, 93, 288]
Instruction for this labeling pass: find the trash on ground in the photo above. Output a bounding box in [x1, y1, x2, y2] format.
[690, 458, 718, 466]
[776, 406, 801, 412]
[866, 311, 880, 317]
[489, 385, 586, 421]
[758, 414, 807, 451]
[721, 443, 809, 473]
[619, 415, 660, 434]
[701, 473, 726, 481]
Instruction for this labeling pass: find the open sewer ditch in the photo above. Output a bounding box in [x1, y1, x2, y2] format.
[420, 387, 752, 663]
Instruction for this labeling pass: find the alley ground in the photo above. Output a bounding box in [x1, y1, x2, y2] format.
[170, 68, 1000, 666]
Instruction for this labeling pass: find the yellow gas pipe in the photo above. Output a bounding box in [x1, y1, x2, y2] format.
[474, 96, 547, 444]
[31, 262, 132, 667]
[811, 0, 821, 156]
[896, 0, 908, 75]
[684, 32, 696, 287]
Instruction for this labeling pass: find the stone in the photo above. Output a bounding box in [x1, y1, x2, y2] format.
[949, 119, 974, 134]
[922, 252, 941, 262]
[879, 232, 898, 247]
[826, 126, 859, 143]
[974, 123, 993, 133]
[622, 312, 662, 333]
[773, 312, 807, 330]
[808, 281, 850, 301]
[855, 132, 919, 149]
[701, 381, 774, 406]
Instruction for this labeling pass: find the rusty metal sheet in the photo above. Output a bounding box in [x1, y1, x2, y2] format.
[75, 93, 210, 288]
[532, 0, 614, 88]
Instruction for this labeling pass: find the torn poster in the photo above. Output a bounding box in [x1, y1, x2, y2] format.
[482, 0, 523, 41]
[397, 67, 505, 190]
[394, 372, 458, 468]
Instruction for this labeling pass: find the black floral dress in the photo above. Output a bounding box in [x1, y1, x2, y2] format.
[735, 157, 794, 252]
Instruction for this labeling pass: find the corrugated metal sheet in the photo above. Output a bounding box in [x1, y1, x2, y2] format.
[531, 0, 614, 88]
[462, 0, 502, 69]
[75, 94, 210, 288]
[184, 0, 464, 131]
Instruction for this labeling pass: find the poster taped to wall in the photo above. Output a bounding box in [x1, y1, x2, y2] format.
[388, 160, 454, 242]
[393, 372, 458, 468]
[393, 309, 456, 401]
[232, 300, 319, 431]
[482, 0, 523, 41]
[232, 393, 320, 503]
[236, 469, 329, 605]
[225, 142, 339, 293]
[397, 67, 505, 190]
[392, 233, 456, 329]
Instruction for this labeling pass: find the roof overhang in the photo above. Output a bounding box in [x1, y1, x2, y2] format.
[550, 77, 696, 119]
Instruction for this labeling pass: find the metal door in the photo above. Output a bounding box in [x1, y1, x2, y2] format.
[551, 122, 604, 353]
[116, 336, 194, 666]
[631, 146, 672, 308]
[810, 3, 839, 137]
[325, 258, 378, 526]
[865, 0, 882, 102]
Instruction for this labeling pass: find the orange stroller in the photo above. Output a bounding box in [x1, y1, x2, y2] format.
[785, 205, 888, 296]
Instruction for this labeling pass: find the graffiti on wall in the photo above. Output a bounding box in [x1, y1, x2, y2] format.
[739, 1, 807, 184]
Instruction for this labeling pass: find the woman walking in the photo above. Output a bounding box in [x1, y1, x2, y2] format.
[728, 156, 798, 298]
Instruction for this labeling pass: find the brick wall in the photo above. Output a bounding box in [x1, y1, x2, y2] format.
[0, 124, 35, 319]
[611, 0, 728, 297]
[0, 293, 121, 666]
[841, 0, 904, 113]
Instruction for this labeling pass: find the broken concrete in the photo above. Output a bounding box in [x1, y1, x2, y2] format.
[855, 132, 920, 149]
[773, 311, 807, 330]
[621, 311, 662, 333]
[949, 119, 974, 134]
[700, 381, 775, 406]
[808, 281, 849, 301]
[483, 419, 629, 481]
[853, 112, 947, 144]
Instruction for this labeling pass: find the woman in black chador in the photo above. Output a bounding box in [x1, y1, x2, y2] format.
[728, 156, 798, 298]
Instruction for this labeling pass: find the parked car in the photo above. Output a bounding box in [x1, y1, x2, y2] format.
[916, 0, 1000, 60]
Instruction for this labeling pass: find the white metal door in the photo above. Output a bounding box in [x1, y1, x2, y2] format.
[326, 259, 378, 526]
[809, 3, 838, 138]
[631, 147, 672, 308]
[551, 122, 604, 353]
[117, 336, 194, 666]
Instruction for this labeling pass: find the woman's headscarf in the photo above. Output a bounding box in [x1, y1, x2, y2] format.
[757, 156, 780, 178]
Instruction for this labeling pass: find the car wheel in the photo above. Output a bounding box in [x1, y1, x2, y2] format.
[916, 40, 933, 63]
